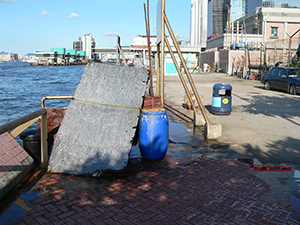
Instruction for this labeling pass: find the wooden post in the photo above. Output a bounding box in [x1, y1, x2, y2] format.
[164, 13, 210, 124]
[116, 36, 120, 66]
[41, 112, 48, 169]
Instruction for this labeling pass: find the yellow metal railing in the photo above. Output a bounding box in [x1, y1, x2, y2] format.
[0, 108, 48, 169]
[0, 95, 73, 170]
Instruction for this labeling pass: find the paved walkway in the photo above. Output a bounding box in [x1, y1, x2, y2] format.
[1, 156, 300, 224]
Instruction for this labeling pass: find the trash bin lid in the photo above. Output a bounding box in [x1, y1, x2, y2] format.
[213, 83, 232, 90]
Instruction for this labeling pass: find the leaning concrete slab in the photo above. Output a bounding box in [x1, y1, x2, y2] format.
[0, 132, 34, 200]
[49, 63, 149, 175]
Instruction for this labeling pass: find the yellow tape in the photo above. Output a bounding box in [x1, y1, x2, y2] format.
[73, 98, 141, 110]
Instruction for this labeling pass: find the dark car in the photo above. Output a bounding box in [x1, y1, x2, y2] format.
[261, 67, 300, 95]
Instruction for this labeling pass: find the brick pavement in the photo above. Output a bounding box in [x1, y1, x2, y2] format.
[1, 156, 300, 224]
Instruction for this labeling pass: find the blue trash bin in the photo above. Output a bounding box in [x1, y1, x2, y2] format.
[211, 83, 232, 115]
[139, 108, 169, 160]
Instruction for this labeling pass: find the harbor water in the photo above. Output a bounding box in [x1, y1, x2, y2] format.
[0, 61, 85, 127]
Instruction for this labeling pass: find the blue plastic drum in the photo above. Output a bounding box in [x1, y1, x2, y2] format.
[139, 108, 169, 160]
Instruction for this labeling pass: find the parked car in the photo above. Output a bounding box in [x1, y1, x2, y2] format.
[261, 67, 300, 95]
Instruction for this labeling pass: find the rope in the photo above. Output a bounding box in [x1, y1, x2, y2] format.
[73, 98, 141, 110]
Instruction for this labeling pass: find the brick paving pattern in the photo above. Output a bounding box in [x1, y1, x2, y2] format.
[0, 132, 29, 178]
[1, 157, 296, 224]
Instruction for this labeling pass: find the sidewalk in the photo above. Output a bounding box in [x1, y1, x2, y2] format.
[1, 157, 300, 224]
[1, 73, 300, 224]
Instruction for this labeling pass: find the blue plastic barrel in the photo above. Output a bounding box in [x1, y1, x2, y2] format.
[139, 108, 169, 160]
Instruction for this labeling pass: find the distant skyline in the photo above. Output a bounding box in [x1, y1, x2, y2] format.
[0, 0, 191, 55]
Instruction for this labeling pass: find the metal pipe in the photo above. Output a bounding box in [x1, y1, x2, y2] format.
[161, 0, 165, 107]
[156, 43, 161, 95]
[144, 1, 153, 96]
[164, 13, 210, 124]
[41, 95, 73, 108]
[164, 36, 197, 112]
[0, 108, 47, 135]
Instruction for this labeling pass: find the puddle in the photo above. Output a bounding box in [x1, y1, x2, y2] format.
[0, 191, 40, 225]
[130, 117, 204, 160]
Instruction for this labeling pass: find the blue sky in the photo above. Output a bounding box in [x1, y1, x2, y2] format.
[0, 0, 191, 55]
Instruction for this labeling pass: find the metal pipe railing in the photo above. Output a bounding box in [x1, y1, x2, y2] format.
[0, 108, 48, 169]
[0, 108, 47, 135]
[41, 95, 73, 169]
[41, 95, 73, 108]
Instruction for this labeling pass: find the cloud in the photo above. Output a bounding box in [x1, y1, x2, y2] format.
[0, 0, 16, 3]
[67, 13, 82, 19]
[41, 10, 53, 17]
[104, 31, 118, 36]
[21, 15, 27, 19]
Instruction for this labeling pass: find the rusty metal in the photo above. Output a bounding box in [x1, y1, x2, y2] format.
[144, 1, 153, 96]
[163, 13, 210, 124]
[164, 36, 197, 113]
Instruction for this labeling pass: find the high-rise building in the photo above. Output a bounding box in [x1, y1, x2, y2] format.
[230, 0, 246, 21]
[247, 0, 300, 14]
[207, 0, 230, 37]
[190, 0, 208, 50]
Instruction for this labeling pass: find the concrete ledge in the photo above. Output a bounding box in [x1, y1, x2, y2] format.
[0, 156, 34, 200]
[204, 123, 222, 140]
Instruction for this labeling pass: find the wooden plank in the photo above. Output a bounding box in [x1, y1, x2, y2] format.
[10, 117, 40, 138]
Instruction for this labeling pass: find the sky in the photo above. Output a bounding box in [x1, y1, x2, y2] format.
[0, 0, 191, 55]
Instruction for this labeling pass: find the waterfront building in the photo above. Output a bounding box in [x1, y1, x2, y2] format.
[201, 7, 300, 74]
[247, 0, 300, 15]
[35, 34, 96, 63]
[73, 34, 96, 60]
[0, 52, 18, 61]
[130, 35, 200, 74]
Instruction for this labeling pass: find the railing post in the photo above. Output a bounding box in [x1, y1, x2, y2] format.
[41, 111, 48, 169]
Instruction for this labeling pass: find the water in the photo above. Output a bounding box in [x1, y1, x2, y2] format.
[0, 62, 85, 126]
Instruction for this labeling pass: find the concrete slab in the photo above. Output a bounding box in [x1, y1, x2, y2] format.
[49, 63, 149, 175]
[0, 132, 34, 200]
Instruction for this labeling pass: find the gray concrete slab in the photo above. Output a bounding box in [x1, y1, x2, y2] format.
[49, 63, 149, 175]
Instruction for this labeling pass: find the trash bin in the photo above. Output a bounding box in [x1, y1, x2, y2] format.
[20, 129, 41, 162]
[211, 83, 232, 115]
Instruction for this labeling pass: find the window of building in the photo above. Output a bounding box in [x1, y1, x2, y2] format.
[271, 27, 278, 38]
[253, 29, 258, 34]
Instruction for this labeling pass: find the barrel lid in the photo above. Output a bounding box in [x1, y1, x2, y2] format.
[213, 83, 232, 90]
